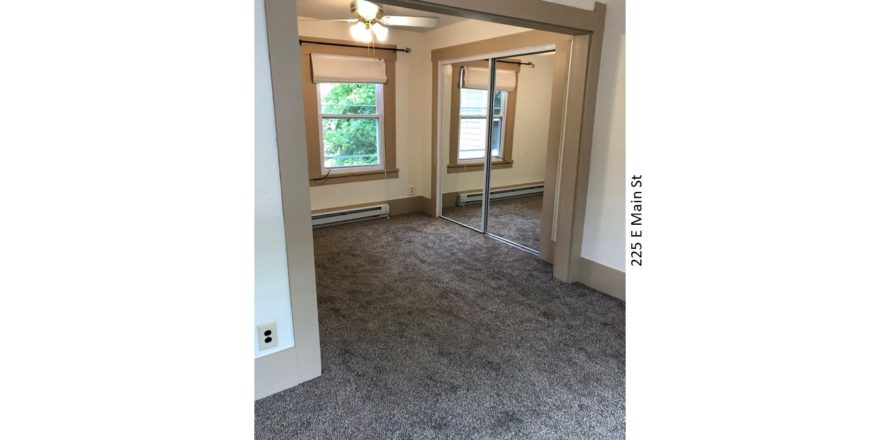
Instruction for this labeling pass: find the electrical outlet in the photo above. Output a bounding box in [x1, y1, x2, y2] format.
[409, 184, 415, 196]
[257, 322, 278, 351]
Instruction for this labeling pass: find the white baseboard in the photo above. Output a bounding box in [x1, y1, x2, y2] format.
[255, 346, 321, 400]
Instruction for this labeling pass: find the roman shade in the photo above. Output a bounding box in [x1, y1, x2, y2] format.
[460, 67, 517, 92]
[310, 54, 387, 84]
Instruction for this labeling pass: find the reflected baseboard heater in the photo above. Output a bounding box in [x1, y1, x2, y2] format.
[457, 184, 543, 206]
[312, 204, 389, 228]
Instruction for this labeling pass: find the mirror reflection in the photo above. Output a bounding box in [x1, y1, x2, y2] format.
[439, 50, 559, 254]
[486, 52, 555, 251]
[440, 60, 491, 230]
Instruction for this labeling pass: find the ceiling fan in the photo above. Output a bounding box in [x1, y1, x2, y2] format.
[335, 0, 439, 43]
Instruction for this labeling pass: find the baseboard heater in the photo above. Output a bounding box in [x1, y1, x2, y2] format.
[312, 204, 389, 228]
[457, 185, 543, 206]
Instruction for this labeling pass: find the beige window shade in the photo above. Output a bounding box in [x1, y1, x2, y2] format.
[310, 54, 387, 84]
[461, 67, 516, 92]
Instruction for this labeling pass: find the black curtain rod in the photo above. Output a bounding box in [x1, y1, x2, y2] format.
[497, 60, 536, 68]
[298, 39, 411, 53]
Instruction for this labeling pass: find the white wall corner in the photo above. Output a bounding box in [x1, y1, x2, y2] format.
[581, 0, 625, 272]
[256, 0, 323, 400]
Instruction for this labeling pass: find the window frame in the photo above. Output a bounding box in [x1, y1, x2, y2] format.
[316, 82, 386, 174]
[447, 61, 520, 173]
[457, 88, 508, 164]
[298, 38, 398, 186]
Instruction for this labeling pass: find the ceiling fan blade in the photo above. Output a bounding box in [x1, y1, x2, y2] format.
[380, 16, 438, 28]
[325, 18, 359, 22]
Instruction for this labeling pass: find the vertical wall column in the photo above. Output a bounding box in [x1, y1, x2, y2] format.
[255, 0, 323, 400]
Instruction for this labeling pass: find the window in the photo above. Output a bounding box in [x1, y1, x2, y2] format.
[448, 62, 519, 172]
[298, 40, 399, 186]
[458, 88, 507, 161]
[317, 83, 384, 171]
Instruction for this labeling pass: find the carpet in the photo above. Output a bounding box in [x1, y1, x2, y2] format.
[255, 214, 625, 439]
[442, 194, 543, 251]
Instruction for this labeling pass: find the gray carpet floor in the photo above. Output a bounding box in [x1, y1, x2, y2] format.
[442, 194, 543, 251]
[255, 214, 625, 439]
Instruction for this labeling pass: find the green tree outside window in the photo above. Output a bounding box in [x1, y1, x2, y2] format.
[319, 83, 381, 168]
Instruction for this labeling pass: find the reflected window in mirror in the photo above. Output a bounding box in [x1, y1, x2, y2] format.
[447, 62, 519, 172]
[458, 88, 507, 162]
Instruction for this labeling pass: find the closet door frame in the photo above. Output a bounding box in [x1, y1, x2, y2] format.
[437, 44, 555, 253]
[418, 0, 606, 283]
[433, 35, 580, 267]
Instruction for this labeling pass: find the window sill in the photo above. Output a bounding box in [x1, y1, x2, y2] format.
[309, 168, 399, 186]
[447, 161, 513, 173]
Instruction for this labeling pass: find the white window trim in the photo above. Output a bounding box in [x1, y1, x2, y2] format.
[458, 89, 507, 164]
[316, 83, 386, 174]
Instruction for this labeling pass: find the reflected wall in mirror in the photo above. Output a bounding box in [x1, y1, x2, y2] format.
[486, 52, 555, 251]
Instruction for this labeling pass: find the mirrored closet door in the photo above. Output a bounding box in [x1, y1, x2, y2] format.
[438, 46, 565, 256]
[440, 59, 490, 231]
[486, 51, 555, 252]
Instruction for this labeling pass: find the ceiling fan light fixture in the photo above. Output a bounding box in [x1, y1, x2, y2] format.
[372, 23, 388, 42]
[352, 0, 381, 22]
[349, 21, 373, 43]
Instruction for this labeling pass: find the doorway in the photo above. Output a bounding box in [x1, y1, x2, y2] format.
[259, 0, 609, 399]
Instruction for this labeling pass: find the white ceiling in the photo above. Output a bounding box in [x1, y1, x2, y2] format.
[296, 0, 467, 32]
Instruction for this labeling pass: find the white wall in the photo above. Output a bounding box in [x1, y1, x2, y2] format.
[441, 53, 555, 194]
[581, 0, 626, 271]
[255, 0, 294, 357]
[256, 0, 322, 400]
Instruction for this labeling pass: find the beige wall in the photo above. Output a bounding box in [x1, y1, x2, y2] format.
[504, 53, 554, 187]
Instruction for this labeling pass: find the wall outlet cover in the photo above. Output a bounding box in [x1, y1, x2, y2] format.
[257, 322, 278, 351]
